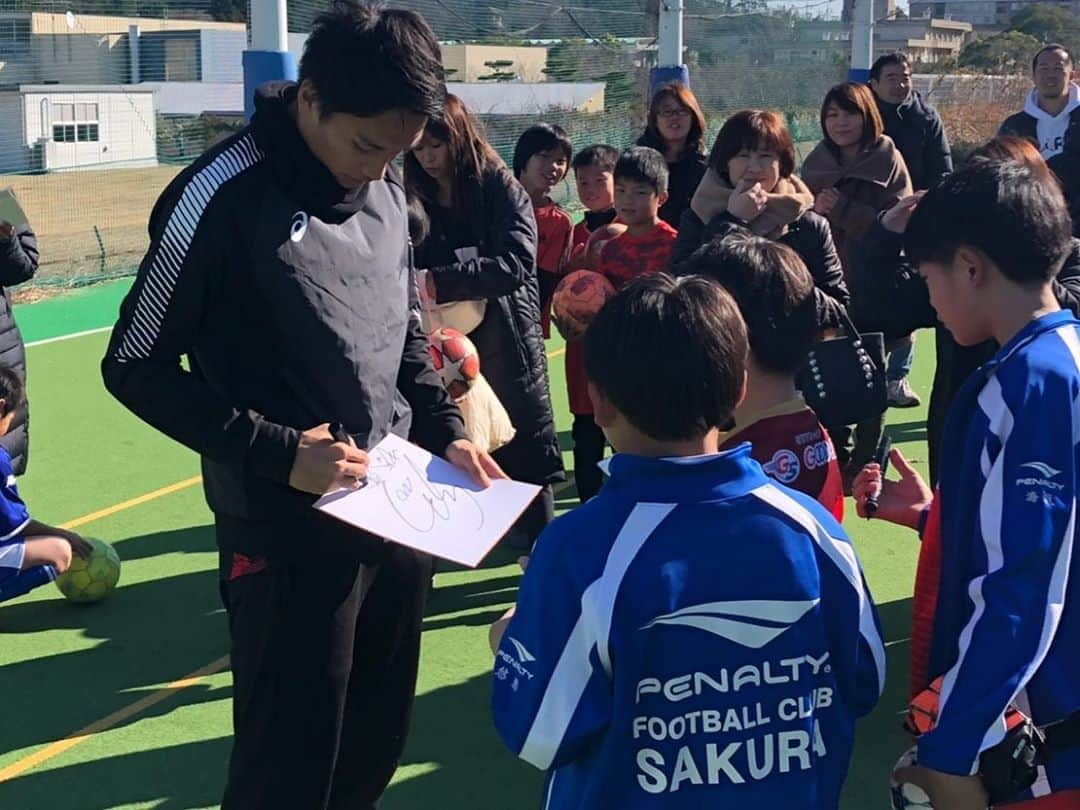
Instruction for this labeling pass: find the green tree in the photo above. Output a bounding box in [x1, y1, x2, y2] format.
[957, 30, 1042, 73]
[543, 39, 587, 81]
[479, 59, 517, 82]
[1009, 5, 1080, 54]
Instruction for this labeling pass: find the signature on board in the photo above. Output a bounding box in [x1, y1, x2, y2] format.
[367, 446, 485, 533]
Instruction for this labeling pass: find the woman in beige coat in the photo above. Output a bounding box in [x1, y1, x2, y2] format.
[803, 81, 914, 483]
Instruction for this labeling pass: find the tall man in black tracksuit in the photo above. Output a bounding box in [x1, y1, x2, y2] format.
[101, 5, 504, 808]
[868, 51, 954, 410]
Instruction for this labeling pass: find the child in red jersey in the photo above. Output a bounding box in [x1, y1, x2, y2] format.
[680, 229, 844, 519]
[594, 147, 679, 287]
[569, 145, 620, 268]
[563, 145, 620, 502]
[514, 124, 574, 337]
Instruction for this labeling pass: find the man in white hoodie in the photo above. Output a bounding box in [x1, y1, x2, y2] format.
[1001, 44, 1080, 234]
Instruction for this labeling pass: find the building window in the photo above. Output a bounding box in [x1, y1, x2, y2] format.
[0, 19, 30, 55]
[51, 102, 100, 143]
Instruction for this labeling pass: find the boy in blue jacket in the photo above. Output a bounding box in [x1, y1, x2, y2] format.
[492, 273, 885, 809]
[856, 159, 1080, 808]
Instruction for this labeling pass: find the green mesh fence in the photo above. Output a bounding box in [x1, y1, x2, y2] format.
[0, 0, 1017, 290]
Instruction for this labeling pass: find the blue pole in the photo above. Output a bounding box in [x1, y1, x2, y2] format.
[848, 0, 874, 82]
[650, 0, 689, 97]
[243, 0, 297, 121]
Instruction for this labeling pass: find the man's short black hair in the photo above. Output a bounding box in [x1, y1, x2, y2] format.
[0, 364, 24, 417]
[678, 230, 817, 374]
[905, 159, 1072, 284]
[299, 1, 445, 119]
[1033, 44, 1073, 73]
[870, 51, 911, 82]
[512, 123, 573, 178]
[585, 273, 747, 441]
[614, 146, 669, 196]
[572, 144, 619, 173]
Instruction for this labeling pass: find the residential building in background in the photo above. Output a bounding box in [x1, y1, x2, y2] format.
[909, 0, 1080, 26]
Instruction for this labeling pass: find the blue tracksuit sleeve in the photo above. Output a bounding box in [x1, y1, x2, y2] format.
[918, 371, 1077, 775]
[0, 451, 29, 541]
[492, 527, 612, 771]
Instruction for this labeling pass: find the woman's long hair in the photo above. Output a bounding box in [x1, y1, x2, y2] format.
[403, 94, 503, 213]
[637, 83, 707, 162]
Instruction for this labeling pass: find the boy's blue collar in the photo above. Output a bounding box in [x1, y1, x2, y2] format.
[989, 310, 1080, 370]
[600, 444, 769, 503]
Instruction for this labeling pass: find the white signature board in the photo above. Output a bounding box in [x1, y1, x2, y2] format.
[315, 433, 541, 567]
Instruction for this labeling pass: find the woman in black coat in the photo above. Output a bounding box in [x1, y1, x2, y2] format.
[671, 109, 850, 329]
[850, 135, 1080, 483]
[405, 95, 564, 541]
[0, 219, 36, 474]
[636, 83, 709, 229]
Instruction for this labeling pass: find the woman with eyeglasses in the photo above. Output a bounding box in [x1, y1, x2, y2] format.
[636, 83, 708, 228]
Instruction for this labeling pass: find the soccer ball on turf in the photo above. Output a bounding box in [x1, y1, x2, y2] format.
[427, 327, 481, 401]
[551, 270, 617, 342]
[55, 537, 121, 604]
[890, 747, 934, 809]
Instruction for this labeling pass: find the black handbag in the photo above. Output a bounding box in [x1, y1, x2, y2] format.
[797, 310, 887, 427]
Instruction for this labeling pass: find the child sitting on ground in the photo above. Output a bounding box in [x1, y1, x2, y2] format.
[0, 363, 90, 603]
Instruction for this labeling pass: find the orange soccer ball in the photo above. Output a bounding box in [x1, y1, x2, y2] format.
[551, 270, 617, 342]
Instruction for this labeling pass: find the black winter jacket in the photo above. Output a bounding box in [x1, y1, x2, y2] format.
[1000, 106, 1080, 236]
[102, 82, 466, 561]
[875, 91, 953, 192]
[671, 208, 851, 330]
[851, 216, 1080, 482]
[0, 225, 34, 475]
[414, 166, 564, 487]
[658, 151, 708, 229]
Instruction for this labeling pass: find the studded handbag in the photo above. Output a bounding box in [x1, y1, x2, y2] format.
[797, 310, 887, 427]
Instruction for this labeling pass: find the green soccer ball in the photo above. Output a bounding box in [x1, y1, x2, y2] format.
[55, 537, 121, 604]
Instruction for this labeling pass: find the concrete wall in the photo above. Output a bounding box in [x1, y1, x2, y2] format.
[201, 29, 245, 83]
[28, 12, 243, 36]
[450, 82, 604, 114]
[0, 91, 29, 173]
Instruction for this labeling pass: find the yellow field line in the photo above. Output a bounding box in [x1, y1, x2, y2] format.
[0, 655, 230, 783]
[1, 343, 568, 782]
[59, 475, 203, 531]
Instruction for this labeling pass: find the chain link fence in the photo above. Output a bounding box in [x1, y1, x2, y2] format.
[0, 0, 1027, 291]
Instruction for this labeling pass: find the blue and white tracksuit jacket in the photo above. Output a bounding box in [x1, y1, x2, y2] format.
[492, 447, 885, 808]
[922, 311, 1080, 796]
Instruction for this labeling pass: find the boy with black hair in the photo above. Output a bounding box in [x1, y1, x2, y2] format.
[594, 147, 679, 288]
[102, 3, 502, 807]
[493, 272, 884, 809]
[514, 123, 574, 337]
[855, 160, 1080, 808]
[681, 231, 844, 519]
[563, 143, 620, 503]
[0, 363, 91, 603]
[569, 144, 620, 267]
